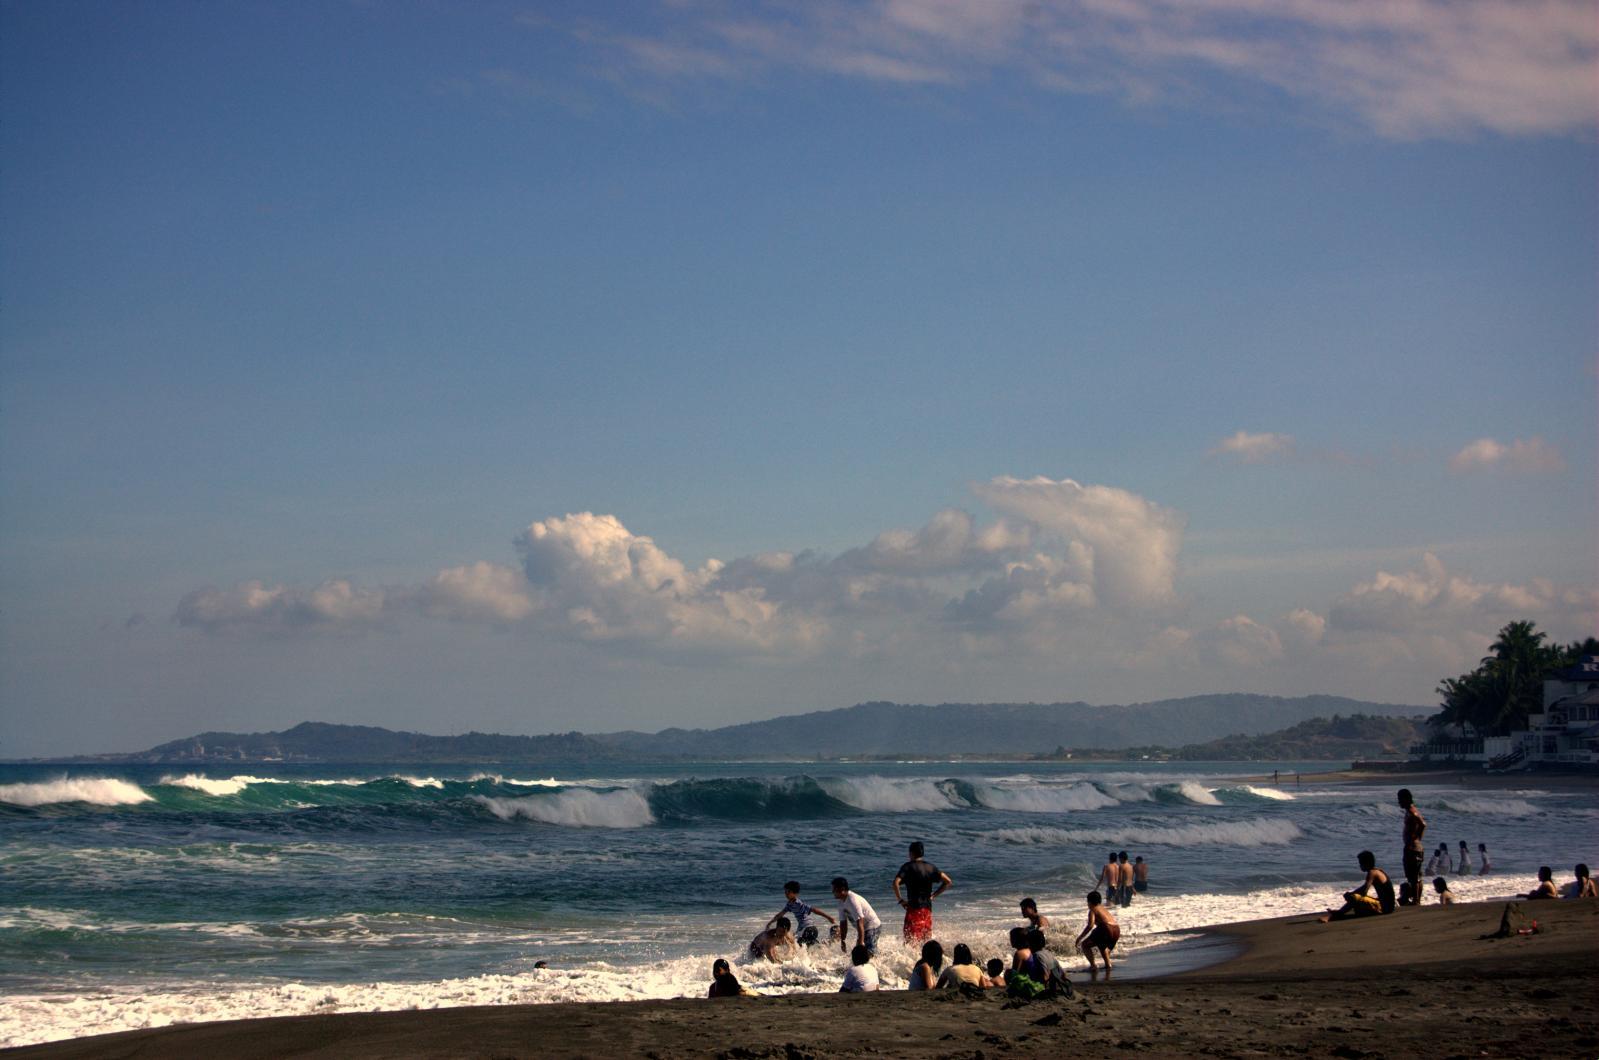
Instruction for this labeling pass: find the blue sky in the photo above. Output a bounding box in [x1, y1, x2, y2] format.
[2, 0, 1595, 756]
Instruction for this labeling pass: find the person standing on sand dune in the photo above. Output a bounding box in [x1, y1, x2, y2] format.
[1397, 789, 1426, 906]
[893, 840, 951, 944]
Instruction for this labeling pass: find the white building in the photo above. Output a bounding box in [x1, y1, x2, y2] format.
[1482, 655, 1599, 770]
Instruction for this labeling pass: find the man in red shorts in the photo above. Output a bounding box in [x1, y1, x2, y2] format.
[893, 840, 951, 943]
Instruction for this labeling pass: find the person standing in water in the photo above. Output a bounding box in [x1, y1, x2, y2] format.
[1397, 789, 1426, 906]
[892, 841, 951, 944]
[1456, 840, 1473, 875]
[1097, 852, 1119, 899]
[1477, 843, 1492, 874]
[1133, 856, 1149, 895]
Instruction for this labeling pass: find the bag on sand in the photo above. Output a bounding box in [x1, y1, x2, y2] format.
[1006, 971, 1048, 1000]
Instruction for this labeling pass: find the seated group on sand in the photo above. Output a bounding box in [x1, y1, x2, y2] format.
[1320, 852, 1597, 922]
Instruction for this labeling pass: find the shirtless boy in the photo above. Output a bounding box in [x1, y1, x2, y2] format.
[1117, 851, 1134, 907]
[1075, 890, 1120, 976]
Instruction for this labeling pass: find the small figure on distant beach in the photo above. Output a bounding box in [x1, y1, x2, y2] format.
[893, 841, 951, 944]
[1319, 850, 1396, 921]
[708, 958, 754, 997]
[908, 939, 943, 990]
[838, 944, 879, 992]
[1455, 840, 1472, 876]
[1432, 877, 1455, 906]
[769, 880, 834, 947]
[1134, 855, 1149, 895]
[1117, 851, 1134, 907]
[1527, 866, 1557, 900]
[936, 943, 984, 989]
[1019, 897, 1049, 931]
[833, 877, 883, 955]
[1477, 843, 1491, 874]
[748, 915, 797, 962]
[1398, 789, 1426, 905]
[1076, 890, 1120, 977]
[1563, 863, 1595, 899]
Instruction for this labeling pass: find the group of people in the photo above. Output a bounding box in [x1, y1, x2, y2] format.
[1094, 850, 1149, 908]
[1424, 840, 1491, 876]
[715, 841, 1128, 998]
[1319, 788, 1595, 921]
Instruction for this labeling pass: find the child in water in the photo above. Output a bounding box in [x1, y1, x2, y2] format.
[1432, 877, 1454, 906]
[1075, 890, 1120, 976]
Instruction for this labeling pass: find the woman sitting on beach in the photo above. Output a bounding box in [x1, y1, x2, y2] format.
[1318, 850, 1395, 921]
[708, 958, 756, 997]
[1432, 877, 1454, 906]
[908, 939, 943, 990]
[1075, 891, 1120, 975]
[749, 916, 798, 961]
[1561, 864, 1595, 899]
[936, 943, 984, 989]
[1526, 866, 1557, 900]
[1006, 926, 1034, 975]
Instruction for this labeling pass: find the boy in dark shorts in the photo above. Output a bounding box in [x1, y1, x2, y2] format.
[768, 880, 834, 946]
[1076, 890, 1120, 976]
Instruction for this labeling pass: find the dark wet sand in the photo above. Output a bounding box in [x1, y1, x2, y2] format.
[8, 900, 1596, 1059]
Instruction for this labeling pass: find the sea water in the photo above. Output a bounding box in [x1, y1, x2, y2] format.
[2, 759, 1595, 1047]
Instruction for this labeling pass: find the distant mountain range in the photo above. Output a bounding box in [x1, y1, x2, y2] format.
[44, 694, 1428, 762]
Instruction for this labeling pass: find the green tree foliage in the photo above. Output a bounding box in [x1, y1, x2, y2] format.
[1432, 621, 1599, 737]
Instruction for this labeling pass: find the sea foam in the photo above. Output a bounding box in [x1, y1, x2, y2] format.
[995, 818, 1304, 848]
[473, 789, 655, 829]
[0, 777, 153, 807]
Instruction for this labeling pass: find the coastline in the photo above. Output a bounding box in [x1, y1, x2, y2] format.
[10, 900, 1595, 1059]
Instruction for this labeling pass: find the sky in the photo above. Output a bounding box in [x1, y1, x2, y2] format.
[1, 0, 1595, 757]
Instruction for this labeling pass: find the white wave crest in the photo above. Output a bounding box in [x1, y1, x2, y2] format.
[1169, 781, 1222, 806]
[157, 774, 275, 797]
[0, 777, 153, 807]
[816, 777, 964, 813]
[1434, 796, 1538, 817]
[472, 790, 654, 828]
[395, 776, 445, 789]
[466, 773, 562, 787]
[1235, 785, 1295, 801]
[972, 782, 1120, 813]
[994, 818, 1304, 848]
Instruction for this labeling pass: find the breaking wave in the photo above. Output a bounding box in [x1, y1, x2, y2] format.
[993, 818, 1304, 847]
[0, 778, 153, 807]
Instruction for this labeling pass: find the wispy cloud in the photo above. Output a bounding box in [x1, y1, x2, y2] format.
[1209, 430, 1295, 464]
[538, 0, 1597, 139]
[1448, 436, 1566, 474]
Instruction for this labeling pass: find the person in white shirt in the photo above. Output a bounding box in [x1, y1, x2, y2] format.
[1477, 843, 1491, 874]
[839, 944, 879, 992]
[832, 876, 882, 955]
[1456, 840, 1472, 875]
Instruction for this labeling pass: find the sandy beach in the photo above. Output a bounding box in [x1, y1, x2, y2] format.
[9, 898, 1594, 1059]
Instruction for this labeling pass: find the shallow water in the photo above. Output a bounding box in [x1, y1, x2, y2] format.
[2, 759, 1594, 1046]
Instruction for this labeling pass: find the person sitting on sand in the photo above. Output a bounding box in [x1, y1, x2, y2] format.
[1318, 850, 1395, 921]
[839, 944, 879, 992]
[1432, 877, 1455, 906]
[1456, 840, 1472, 876]
[748, 916, 797, 962]
[1134, 856, 1149, 895]
[1022, 928, 1068, 993]
[1477, 843, 1491, 875]
[708, 958, 755, 997]
[1007, 926, 1034, 976]
[1076, 890, 1120, 975]
[982, 957, 1007, 988]
[908, 939, 943, 990]
[1526, 866, 1557, 900]
[1561, 863, 1595, 899]
[1019, 897, 1049, 931]
[832, 877, 883, 956]
[936, 943, 984, 989]
[769, 880, 834, 947]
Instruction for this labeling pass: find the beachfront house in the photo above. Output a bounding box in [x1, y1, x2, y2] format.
[1481, 656, 1599, 771]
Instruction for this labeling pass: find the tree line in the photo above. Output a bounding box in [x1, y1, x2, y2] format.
[1432, 620, 1599, 737]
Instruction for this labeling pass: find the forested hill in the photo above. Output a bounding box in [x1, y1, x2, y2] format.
[69, 693, 1428, 762]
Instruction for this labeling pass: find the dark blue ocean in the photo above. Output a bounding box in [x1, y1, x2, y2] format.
[3, 760, 1594, 1046]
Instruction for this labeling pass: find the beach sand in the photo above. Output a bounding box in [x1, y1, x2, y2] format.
[8, 899, 1595, 1059]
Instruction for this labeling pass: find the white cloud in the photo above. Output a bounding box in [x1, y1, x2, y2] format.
[1448, 436, 1565, 474]
[552, 0, 1597, 139]
[1327, 552, 1598, 634]
[1196, 614, 1285, 668]
[1209, 430, 1295, 464]
[176, 579, 388, 635]
[412, 562, 535, 624]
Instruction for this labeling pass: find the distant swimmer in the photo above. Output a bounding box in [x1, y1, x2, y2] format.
[769, 880, 834, 946]
[1477, 843, 1492, 875]
[1019, 897, 1049, 931]
[1117, 851, 1134, 907]
[832, 877, 883, 955]
[1456, 840, 1472, 876]
[1133, 856, 1149, 895]
[1398, 789, 1426, 906]
[748, 915, 797, 962]
[893, 840, 951, 944]
[1075, 890, 1120, 977]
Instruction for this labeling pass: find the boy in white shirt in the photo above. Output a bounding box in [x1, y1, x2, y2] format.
[832, 876, 882, 955]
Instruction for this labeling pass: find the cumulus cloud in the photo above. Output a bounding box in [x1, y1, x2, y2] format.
[1196, 614, 1285, 668]
[543, 0, 1598, 139]
[1448, 436, 1565, 475]
[1210, 430, 1295, 464]
[1328, 552, 1598, 634]
[411, 562, 535, 624]
[176, 579, 388, 635]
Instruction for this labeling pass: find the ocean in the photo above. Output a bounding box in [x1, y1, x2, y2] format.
[2, 759, 1595, 1047]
